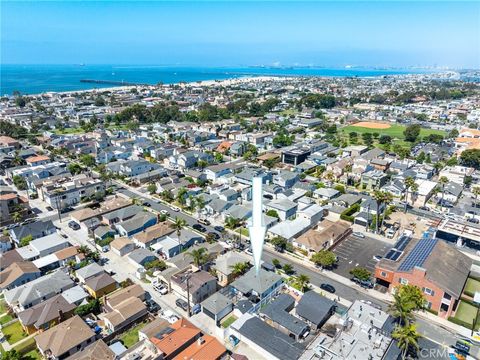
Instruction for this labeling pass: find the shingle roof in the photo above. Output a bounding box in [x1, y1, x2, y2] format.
[84, 272, 116, 292]
[260, 294, 308, 336]
[296, 291, 336, 326]
[18, 294, 75, 328]
[66, 339, 115, 360]
[35, 315, 95, 357]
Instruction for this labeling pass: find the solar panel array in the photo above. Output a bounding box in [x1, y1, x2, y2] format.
[394, 235, 411, 252]
[385, 249, 402, 261]
[397, 237, 438, 272]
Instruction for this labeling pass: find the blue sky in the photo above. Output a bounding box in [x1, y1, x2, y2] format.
[1, 1, 479, 68]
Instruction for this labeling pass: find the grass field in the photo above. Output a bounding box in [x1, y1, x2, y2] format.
[221, 315, 237, 329]
[0, 299, 8, 314]
[0, 313, 14, 325]
[119, 321, 148, 348]
[453, 301, 480, 330]
[465, 278, 480, 296]
[340, 124, 446, 140]
[2, 321, 28, 344]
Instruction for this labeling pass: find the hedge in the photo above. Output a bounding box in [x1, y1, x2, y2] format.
[340, 204, 360, 222]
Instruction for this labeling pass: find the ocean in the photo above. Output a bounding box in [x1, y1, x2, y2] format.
[0, 64, 432, 95]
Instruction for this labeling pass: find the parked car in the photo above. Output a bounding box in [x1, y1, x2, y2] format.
[171, 206, 180, 212]
[229, 335, 240, 346]
[142, 201, 151, 207]
[68, 221, 80, 230]
[153, 283, 168, 295]
[352, 232, 365, 238]
[191, 304, 201, 315]
[146, 299, 161, 313]
[207, 232, 220, 240]
[160, 209, 169, 216]
[192, 224, 207, 233]
[175, 298, 189, 312]
[214, 226, 224, 233]
[198, 218, 210, 226]
[320, 283, 336, 293]
[45, 206, 54, 211]
[351, 277, 374, 289]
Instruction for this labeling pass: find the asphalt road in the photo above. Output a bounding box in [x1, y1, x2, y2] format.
[112, 181, 478, 356]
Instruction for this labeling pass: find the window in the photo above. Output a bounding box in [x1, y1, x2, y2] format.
[399, 278, 408, 285]
[425, 301, 432, 309]
[380, 271, 387, 278]
[422, 287, 435, 296]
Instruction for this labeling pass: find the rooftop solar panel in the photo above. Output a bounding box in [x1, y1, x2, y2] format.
[384, 249, 402, 261]
[397, 237, 438, 272]
[394, 235, 411, 252]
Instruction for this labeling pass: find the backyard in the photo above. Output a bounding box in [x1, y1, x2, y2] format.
[2, 321, 28, 344]
[119, 321, 149, 348]
[464, 277, 480, 297]
[0, 313, 14, 325]
[451, 301, 480, 331]
[221, 315, 237, 329]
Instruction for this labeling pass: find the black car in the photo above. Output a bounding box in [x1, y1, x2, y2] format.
[207, 232, 220, 240]
[142, 201, 151, 207]
[192, 224, 207, 233]
[214, 226, 224, 233]
[68, 221, 80, 230]
[175, 298, 189, 312]
[320, 283, 336, 293]
[146, 299, 161, 313]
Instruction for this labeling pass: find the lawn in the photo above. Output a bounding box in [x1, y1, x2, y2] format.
[0, 313, 14, 325]
[53, 127, 84, 135]
[2, 321, 28, 345]
[452, 301, 480, 330]
[340, 124, 446, 140]
[21, 349, 42, 360]
[0, 299, 8, 314]
[465, 278, 480, 297]
[221, 315, 237, 329]
[119, 321, 149, 348]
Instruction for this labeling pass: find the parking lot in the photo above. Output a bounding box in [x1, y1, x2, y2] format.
[332, 235, 391, 279]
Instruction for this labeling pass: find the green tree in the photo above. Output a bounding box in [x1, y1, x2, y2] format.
[147, 183, 157, 194]
[265, 209, 279, 219]
[225, 217, 242, 230]
[19, 234, 33, 247]
[460, 149, 480, 169]
[185, 247, 209, 267]
[170, 217, 186, 238]
[438, 176, 449, 208]
[79, 154, 96, 167]
[392, 324, 421, 360]
[12, 175, 27, 190]
[349, 267, 371, 281]
[1, 349, 21, 360]
[296, 274, 310, 292]
[270, 236, 288, 251]
[311, 250, 337, 268]
[176, 187, 188, 206]
[68, 163, 83, 175]
[404, 124, 421, 142]
[272, 258, 281, 268]
[230, 262, 250, 277]
[282, 263, 294, 275]
[75, 299, 100, 316]
[144, 259, 167, 271]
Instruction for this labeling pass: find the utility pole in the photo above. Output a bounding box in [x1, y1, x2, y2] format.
[185, 274, 191, 317]
[55, 196, 62, 222]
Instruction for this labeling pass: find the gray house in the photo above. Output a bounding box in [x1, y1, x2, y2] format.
[296, 291, 336, 330]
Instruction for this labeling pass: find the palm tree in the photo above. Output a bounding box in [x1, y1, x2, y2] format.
[296, 274, 310, 292]
[373, 190, 387, 234]
[282, 263, 294, 275]
[404, 176, 415, 213]
[186, 195, 196, 212]
[195, 196, 206, 217]
[176, 187, 188, 206]
[409, 183, 418, 208]
[388, 291, 415, 326]
[185, 247, 208, 267]
[11, 211, 22, 223]
[392, 324, 421, 360]
[438, 176, 448, 209]
[379, 191, 393, 231]
[161, 189, 174, 202]
[225, 217, 242, 230]
[230, 262, 250, 277]
[170, 217, 186, 238]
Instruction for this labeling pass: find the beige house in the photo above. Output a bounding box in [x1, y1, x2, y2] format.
[102, 297, 147, 333]
[293, 220, 352, 253]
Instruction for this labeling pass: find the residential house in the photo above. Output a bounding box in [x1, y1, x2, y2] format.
[273, 171, 299, 189]
[265, 198, 297, 221]
[104, 284, 146, 311]
[76, 263, 104, 283]
[361, 169, 388, 190]
[110, 237, 135, 257]
[296, 291, 336, 330]
[439, 165, 475, 185]
[170, 269, 217, 304]
[84, 272, 117, 299]
[102, 297, 148, 333]
[131, 222, 175, 249]
[66, 340, 116, 360]
[259, 294, 309, 341]
[4, 269, 74, 312]
[35, 315, 97, 359]
[18, 294, 76, 335]
[9, 219, 56, 244]
[213, 251, 251, 286]
[128, 248, 157, 268]
[115, 212, 157, 237]
[0, 261, 41, 291]
[293, 220, 352, 253]
[201, 292, 233, 326]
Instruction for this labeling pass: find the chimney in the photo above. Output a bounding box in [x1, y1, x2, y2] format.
[197, 337, 205, 346]
[58, 309, 64, 321]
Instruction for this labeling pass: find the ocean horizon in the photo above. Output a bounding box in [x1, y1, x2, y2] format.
[0, 64, 435, 96]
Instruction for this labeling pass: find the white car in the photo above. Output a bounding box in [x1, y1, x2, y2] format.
[171, 206, 180, 212]
[352, 232, 365, 238]
[160, 209, 169, 216]
[154, 284, 168, 295]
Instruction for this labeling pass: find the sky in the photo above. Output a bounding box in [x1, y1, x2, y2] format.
[1, 1, 479, 68]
